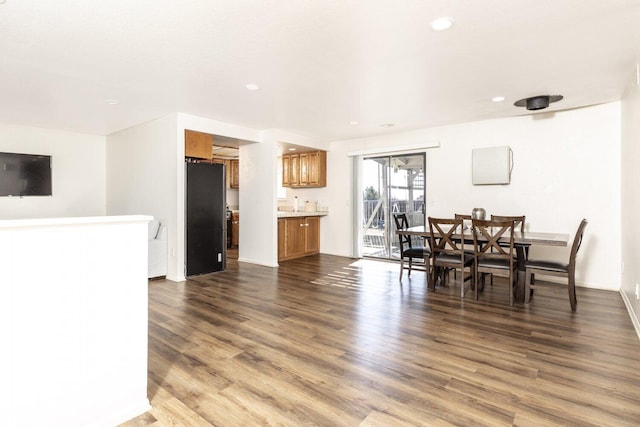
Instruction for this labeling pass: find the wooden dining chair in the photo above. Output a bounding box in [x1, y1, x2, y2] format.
[490, 215, 525, 232]
[454, 213, 472, 221]
[489, 215, 526, 285]
[524, 219, 588, 311]
[428, 217, 474, 297]
[491, 215, 526, 254]
[393, 213, 430, 281]
[471, 219, 517, 306]
[452, 214, 473, 280]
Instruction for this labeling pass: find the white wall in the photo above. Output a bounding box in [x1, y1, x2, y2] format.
[106, 114, 180, 280]
[227, 188, 239, 209]
[238, 132, 280, 266]
[0, 216, 150, 427]
[621, 73, 640, 335]
[0, 122, 106, 219]
[321, 102, 621, 291]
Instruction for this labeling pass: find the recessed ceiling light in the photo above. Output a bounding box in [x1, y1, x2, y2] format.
[379, 123, 395, 128]
[430, 17, 454, 31]
[245, 83, 260, 91]
[492, 96, 505, 102]
[288, 148, 296, 151]
[350, 121, 359, 125]
[104, 99, 120, 105]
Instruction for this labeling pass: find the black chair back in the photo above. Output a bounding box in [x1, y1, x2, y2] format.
[393, 213, 413, 250]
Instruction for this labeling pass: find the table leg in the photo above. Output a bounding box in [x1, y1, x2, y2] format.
[514, 244, 531, 304]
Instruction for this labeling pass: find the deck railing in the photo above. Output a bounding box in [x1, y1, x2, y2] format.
[362, 200, 425, 258]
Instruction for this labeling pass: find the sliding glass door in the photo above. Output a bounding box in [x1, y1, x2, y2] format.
[361, 153, 426, 260]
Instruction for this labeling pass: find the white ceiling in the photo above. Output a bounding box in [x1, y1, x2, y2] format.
[2, 0, 640, 141]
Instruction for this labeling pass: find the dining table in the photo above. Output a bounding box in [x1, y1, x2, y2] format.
[397, 225, 570, 304]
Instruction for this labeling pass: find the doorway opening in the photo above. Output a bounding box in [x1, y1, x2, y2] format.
[212, 144, 239, 261]
[361, 153, 426, 260]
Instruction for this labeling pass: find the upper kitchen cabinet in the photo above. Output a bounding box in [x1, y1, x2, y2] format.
[282, 155, 292, 187]
[212, 146, 240, 189]
[185, 130, 212, 160]
[282, 150, 326, 188]
[305, 151, 326, 187]
[229, 159, 239, 189]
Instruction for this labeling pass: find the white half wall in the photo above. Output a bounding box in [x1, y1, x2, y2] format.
[322, 102, 621, 291]
[0, 122, 106, 219]
[621, 71, 640, 336]
[0, 216, 150, 427]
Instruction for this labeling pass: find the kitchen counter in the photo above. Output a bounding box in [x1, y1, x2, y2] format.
[277, 211, 328, 218]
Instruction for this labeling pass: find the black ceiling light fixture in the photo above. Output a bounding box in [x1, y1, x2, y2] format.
[514, 94, 563, 111]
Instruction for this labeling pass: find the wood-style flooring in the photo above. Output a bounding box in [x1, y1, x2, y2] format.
[121, 254, 640, 426]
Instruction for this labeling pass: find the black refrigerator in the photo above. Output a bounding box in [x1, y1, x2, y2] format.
[186, 162, 226, 276]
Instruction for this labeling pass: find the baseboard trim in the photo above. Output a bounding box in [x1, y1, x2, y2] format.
[237, 257, 278, 268]
[97, 399, 151, 427]
[620, 290, 640, 341]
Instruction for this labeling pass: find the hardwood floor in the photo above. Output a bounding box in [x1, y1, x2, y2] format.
[121, 254, 640, 426]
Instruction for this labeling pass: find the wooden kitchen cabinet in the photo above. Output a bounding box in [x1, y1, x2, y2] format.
[231, 212, 239, 247]
[289, 154, 300, 186]
[282, 156, 291, 187]
[282, 217, 306, 260]
[306, 151, 326, 187]
[230, 159, 239, 189]
[282, 150, 326, 188]
[299, 153, 309, 186]
[278, 218, 286, 257]
[278, 216, 321, 261]
[303, 216, 320, 253]
[185, 130, 212, 160]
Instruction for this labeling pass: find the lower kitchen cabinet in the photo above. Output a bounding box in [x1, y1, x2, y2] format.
[278, 216, 320, 261]
[303, 216, 320, 253]
[231, 212, 239, 247]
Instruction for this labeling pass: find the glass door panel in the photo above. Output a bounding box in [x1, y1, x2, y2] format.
[361, 153, 425, 260]
[362, 157, 389, 257]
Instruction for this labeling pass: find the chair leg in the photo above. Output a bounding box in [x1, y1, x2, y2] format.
[474, 266, 479, 301]
[568, 274, 577, 311]
[524, 268, 531, 304]
[399, 259, 404, 281]
[430, 265, 438, 290]
[509, 271, 514, 307]
[408, 259, 412, 277]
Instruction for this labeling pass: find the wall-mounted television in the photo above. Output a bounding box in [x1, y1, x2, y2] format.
[0, 152, 52, 197]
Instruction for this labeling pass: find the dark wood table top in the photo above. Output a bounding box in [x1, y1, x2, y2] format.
[398, 225, 569, 247]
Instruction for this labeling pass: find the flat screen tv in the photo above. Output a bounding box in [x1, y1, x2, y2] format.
[0, 152, 52, 197]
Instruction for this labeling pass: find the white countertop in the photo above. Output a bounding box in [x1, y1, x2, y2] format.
[0, 215, 153, 229]
[277, 211, 328, 218]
